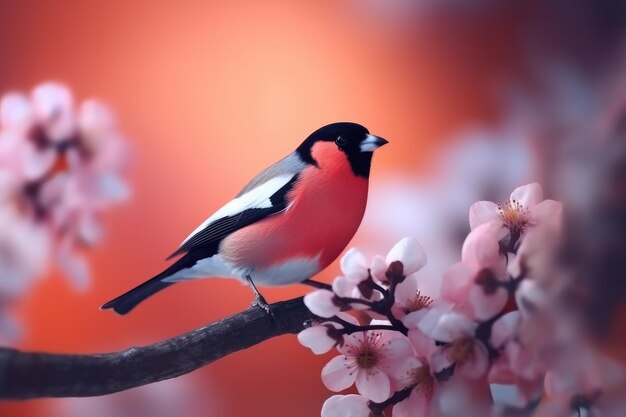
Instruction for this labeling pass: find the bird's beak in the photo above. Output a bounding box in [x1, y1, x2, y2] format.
[360, 134, 389, 152]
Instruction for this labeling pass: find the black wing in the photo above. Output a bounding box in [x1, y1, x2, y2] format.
[166, 173, 299, 259]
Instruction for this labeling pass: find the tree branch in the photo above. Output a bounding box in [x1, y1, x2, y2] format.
[0, 297, 312, 400]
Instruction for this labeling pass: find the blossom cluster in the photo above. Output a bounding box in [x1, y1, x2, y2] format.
[299, 183, 620, 417]
[0, 83, 130, 341]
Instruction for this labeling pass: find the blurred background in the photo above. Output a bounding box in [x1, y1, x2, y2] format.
[0, 1, 625, 416]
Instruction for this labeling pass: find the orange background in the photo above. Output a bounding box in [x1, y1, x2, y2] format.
[0, 1, 525, 416]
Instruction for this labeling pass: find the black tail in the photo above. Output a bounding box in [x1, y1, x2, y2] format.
[101, 252, 201, 315]
[101, 276, 174, 315]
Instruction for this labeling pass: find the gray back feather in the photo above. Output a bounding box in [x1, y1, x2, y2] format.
[236, 152, 307, 197]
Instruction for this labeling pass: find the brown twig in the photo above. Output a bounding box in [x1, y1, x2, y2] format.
[0, 297, 312, 400]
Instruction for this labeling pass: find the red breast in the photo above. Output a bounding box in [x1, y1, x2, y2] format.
[220, 141, 368, 272]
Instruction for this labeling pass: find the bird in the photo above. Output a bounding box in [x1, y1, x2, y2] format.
[101, 122, 388, 315]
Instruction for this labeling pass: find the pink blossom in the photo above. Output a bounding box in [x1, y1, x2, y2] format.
[31, 83, 75, 142]
[488, 311, 522, 383]
[392, 356, 437, 417]
[418, 308, 489, 379]
[334, 247, 384, 303]
[539, 346, 621, 417]
[384, 237, 427, 277]
[321, 395, 372, 417]
[56, 235, 91, 289]
[298, 313, 359, 355]
[441, 221, 509, 321]
[514, 279, 550, 319]
[321, 330, 415, 402]
[331, 275, 361, 299]
[298, 324, 341, 355]
[435, 376, 494, 417]
[340, 248, 370, 283]
[0, 207, 50, 295]
[487, 311, 545, 406]
[402, 311, 438, 361]
[303, 289, 340, 318]
[469, 182, 562, 238]
[392, 273, 433, 321]
[0, 93, 35, 134]
[0, 207, 50, 342]
[0, 82, 130, 295]
[537, 370, 604, 417]
[371, 237, 427, 284]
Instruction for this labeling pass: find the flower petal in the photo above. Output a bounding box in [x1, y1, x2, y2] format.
[441, 263, 474, 303]
[337, 332, 365, 355]
[528, 199, 563, 226]
[297, 325, 337, 355]
[321, 395, 371, 417]
[21, 145, 56, 181]
[510, 183, 543, 208]
[0, 93, 33, 130]
[402, 309, 428, 330]
[532, 399, 573, 417]
[322, 355, 357, 392]
[78, 99, 116, 139]
[383, 337, 416, 377]
[461, 221, 505, 271]
[429, 347, 455, 375]
[394, 273, 419, 306]
[468, 285, 508, 321]
[340, 248, 368, 282]
[336, 311, 360, 326]
[437, 377, 493, 416]
[31, 82, 75, 141]
[457, 341, 489, 379]
[386, 347, 423, 382]
[490, 311, 521, 349]
[415, 307, 447, 338]
[370, 255, 387, 283]
[392, 388, 430, 417]
[332, 275, 357, 298]
[515, 279, 548, 317]
[399, 355, 426, 382]
[304, 289, 340, 318]
[407, 328, 437, 357]
[419, 309, 477, 342]
[385, 237, 427, 276]
[355, 368, 391, 402]
[57, 243, 90, 290]
[469, 201, 500, 230]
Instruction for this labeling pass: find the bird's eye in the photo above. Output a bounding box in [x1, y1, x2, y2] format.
[335, 136, 347, 147]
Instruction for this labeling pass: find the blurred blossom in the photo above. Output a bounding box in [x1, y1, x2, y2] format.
[365, 127, 536, 297]
[0, 206, 50, 344]
[53, 376, 218, 417]
[0, 82, 130, 342]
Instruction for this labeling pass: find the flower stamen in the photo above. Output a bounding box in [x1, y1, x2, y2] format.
[408, 365, 435, 398]
[356, 348, 378, 369]
[403, 290, 433, 314]
[497, 199, 529, 233]
[448, 337, 476, 365]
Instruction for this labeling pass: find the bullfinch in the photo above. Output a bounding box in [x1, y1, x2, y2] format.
[102, 122, 388, 315]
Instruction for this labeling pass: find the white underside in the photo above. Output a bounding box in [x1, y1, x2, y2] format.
[161, 252, 322, 286]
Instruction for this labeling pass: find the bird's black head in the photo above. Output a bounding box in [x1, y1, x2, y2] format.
[296, 122, 388, 178]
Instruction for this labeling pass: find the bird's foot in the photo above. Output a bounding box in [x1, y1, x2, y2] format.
[245, 274, 275, 322]
[251, 294, 275, 322]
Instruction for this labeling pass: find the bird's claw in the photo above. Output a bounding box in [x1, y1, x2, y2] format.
[251, 294, 275, 322]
